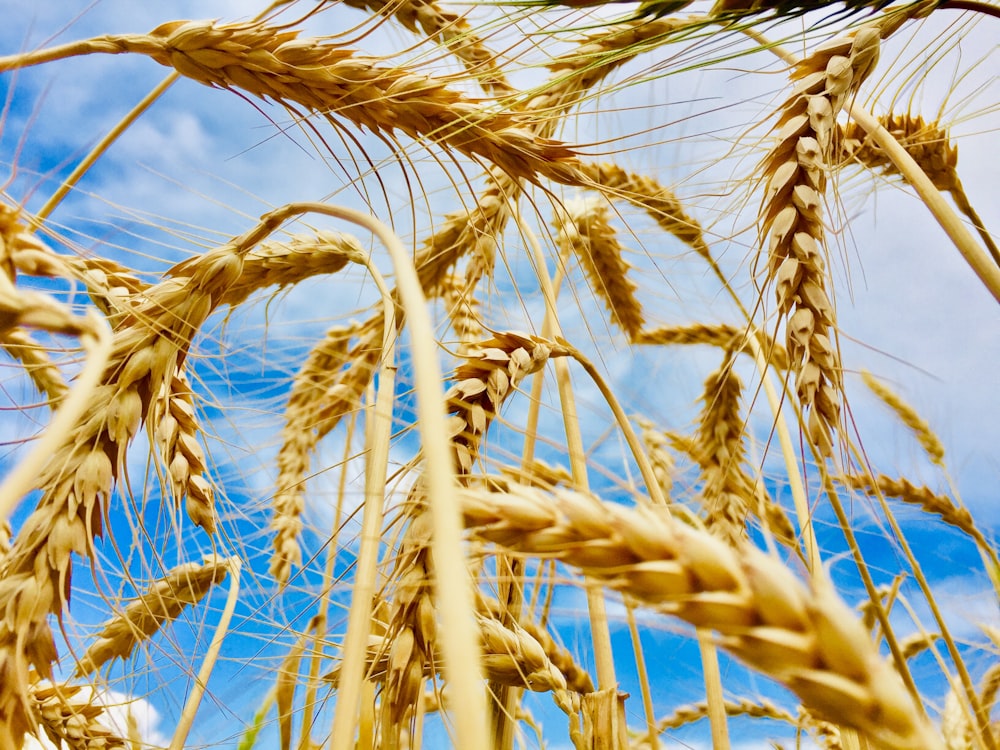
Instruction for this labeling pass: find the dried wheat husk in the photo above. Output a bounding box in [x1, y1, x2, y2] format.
[30, 680, 126, 750]
[343, 0, 514, 95]
[556, 196, 645, 340]
[460, 482, 944, 750]
[73, 556, 230, 677]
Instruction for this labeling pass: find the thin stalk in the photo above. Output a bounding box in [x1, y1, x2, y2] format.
[626, 603, 658, 750]
[168, 557, 242, 750]
[697, 629, 730, 750]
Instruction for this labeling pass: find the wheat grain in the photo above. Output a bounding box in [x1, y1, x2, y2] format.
[73, 556, 230, 677]
[556, 196, 645, 340]
[461, 481, 943, 749]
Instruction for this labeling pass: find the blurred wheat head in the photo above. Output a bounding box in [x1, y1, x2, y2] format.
[0, 1, 997, 749]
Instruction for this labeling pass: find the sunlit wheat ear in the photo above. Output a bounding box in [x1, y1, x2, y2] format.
[842, 113, 958, 192]
[499, 458, 574, 490]
[555, 196, 644, 340]
[658, 697, 796, 731]
[1, 328, 69, 406]
[461, 483, 944, 750]
[380, 332, 566, 738]
[441, 273, 484, 354]
[844, 474, 992, 552]
[635, 322, 792, 370]
[860, 370, 945, 467]
[342, 0, 515, 95]
[153, 368, 215, 532]
[30, 680, 126, 750]
[271, 320, 366, 584]
[73, 556, 231, 677]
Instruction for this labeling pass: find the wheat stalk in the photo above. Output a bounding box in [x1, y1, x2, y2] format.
[461, 481, 944, 750]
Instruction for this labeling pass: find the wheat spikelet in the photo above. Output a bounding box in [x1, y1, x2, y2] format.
[556, 196, 645, 340]
[861, 370, 945, 467]
[1, 328, 69, 406]
[343, 0, 514, 95]
[656, 697, 797, 731]
[578, 162, 712, 259]
[441, 273, 484, 354]
[271, 321, 366, 583]
[29, 681, 126, 750]
[73, 556, 230, 677]
[460, 482, 944, 750]
[152, 368, 215, 532]
[636, 417, 675, 499]
[498, 458, 574, 491]
[5, 20, 585, 185]
[844, 474, 990, 551]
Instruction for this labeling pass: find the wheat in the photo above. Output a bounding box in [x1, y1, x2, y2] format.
[461, 481, 943, 750]
[73, 557, 230, 677]
[861, 370, 946, 466]
[441, 273, 484, 354]
[30, 681, 126, 750]
[635, 322, 792, 369]
[655, 697, 797, 731]
[1, 328, 69, 406]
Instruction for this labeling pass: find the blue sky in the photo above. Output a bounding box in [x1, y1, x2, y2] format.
[2, 1, 998, 748]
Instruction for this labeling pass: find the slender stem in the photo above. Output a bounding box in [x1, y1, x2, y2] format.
[169, 557, 242, 750]
[697, 630, 730, 750]
[627, 603, 658, 750]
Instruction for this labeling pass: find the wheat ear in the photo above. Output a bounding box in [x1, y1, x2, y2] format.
[1, 328, 69, 406]
[30, 681, 126, 750]
[657, 697, 797, 731]
[861, 370, 945, 467]
[73, 556, 230, 677]
[461, 482, 944, 750]
[635, 322, 791, 370]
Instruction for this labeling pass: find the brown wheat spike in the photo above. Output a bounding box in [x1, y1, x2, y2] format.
[271, 320, 367, 583]
[73, 556, 230, 677]
[2, 20, 585, 185]
[899, 632, 940, 661]
[152, 368, 216, 532]
[460, 482, 944, 750]
[841, 113, 958, 192]
[844, 474, 990, 552]
[556, 196, 644, 340]
[656, 697, 797, 731]
[860, 370, 945, 467]
[635, 322, 791, 370]
[758, 20, 889, 455]
[0, 223, 280, 746]
[380, 332, 566, 736]
[441, 273, 484, 354]
[578, 161, 713, 260]
[30, 680, 126, 750]
[342, 0, 515, 96]
[1, 327, 69, 406]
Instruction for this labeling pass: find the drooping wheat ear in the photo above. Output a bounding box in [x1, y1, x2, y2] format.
[899, 632, 940, 661]
[1, 327, 69, 406]
[841, 113, 957, 192]
[844, 474, 991, 552]
[635, 417, 675, 499]
[73, 556, 230, 677]
[798, 709, 844, 750]
[555, 196, 644, 340]
[498, 458, 574, 490]
[152, 368, 215, 533]
[461, 483, 944, 750]
[528, 18, 691, 137]
[271, 320, 368, 583]
[635, 322, 790, 370]
[442, 273, 484, 354]
[656, 697, 797, 731]
[758, 22, 888, 456]
[0, 218, 284, 745]
[30, 681, 126, 750]
[1, 21, 585, 185]
[477, 592, 595, 694]
[860, 370, 945, 467]
[342, 0, 514, 96]
[578, 162, 712, 260]
[380, 333, 565, 736]
[218, 230, 366, 308]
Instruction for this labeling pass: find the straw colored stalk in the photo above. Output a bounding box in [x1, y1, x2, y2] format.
[152, 368, 215, 532]
[30, 681, 126, 750]
[73, 557, 230, 677]
[461, 482, 944, 750]
[844, 474, 991, 553]
[271, 320, 368, 583]
[0, 215, 301, 747]
[758, 22, 888, 455]
[655, 697, 796, 732]
[442, 273, 484, 354]
[342, 0, 514, 96]
[578, 162, 713, 260]
[556, 196, 645, 340]
[860, 370, 945, 466]
[0, 20, 583, 185]
[635, 322, 790, 370]
[380, 332, 565, 737]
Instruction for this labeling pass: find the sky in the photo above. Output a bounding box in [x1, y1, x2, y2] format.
[1, 1, 998, 748]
